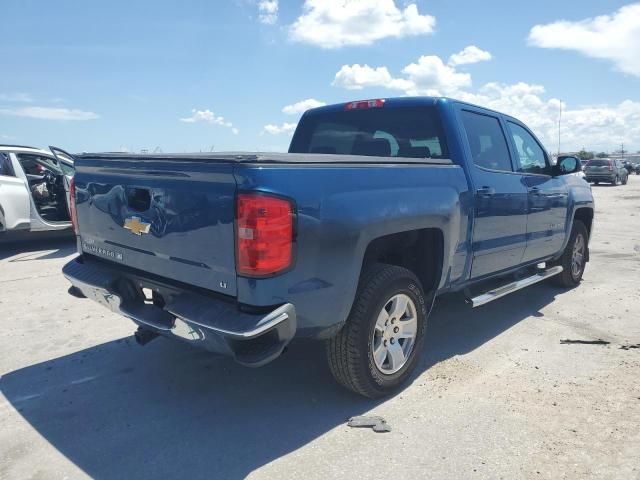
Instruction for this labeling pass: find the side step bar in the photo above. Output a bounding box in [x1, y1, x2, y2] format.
[470, 266, 563, 308]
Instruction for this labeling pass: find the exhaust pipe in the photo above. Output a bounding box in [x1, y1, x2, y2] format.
[134, 327, 159, 346]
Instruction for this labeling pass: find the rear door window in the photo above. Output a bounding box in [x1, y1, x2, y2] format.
[460, 110, 513, 172]
[59, 161, 75, 176]
[290, 106, 449, 159]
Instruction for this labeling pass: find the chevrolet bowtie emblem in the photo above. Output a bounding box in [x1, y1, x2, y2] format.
[124, 216, 151, 236]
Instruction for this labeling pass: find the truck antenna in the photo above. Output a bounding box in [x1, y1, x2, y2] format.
[557, 99, 562, 156]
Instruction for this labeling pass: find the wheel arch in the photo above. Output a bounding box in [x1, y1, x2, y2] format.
[573, 207, 594, 239]
[360, 228, 445, 300]
[572, 207, 594, 262]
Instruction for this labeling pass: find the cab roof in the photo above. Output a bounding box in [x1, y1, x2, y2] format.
[0, 144, 50, 156]
[304, 96, 523, 124]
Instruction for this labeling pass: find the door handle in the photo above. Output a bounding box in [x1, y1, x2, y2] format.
[476, 186, 495, 196]
[529, 187, 541, 195]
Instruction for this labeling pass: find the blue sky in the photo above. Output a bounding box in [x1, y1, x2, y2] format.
[1, 0, 639, 153]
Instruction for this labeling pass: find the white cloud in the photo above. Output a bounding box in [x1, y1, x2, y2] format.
[180, 109, 238, 133]
[0, 106, 99, 120]
[290, 0, 436, 49]
[0, 93, 33, 102]
[262, 122, 297, 135]
[448, 45, 492, 66]
[332, 55, 470, 95]
[180, 109, 230, 126]
[282, 98, 326, 115]
[456, 83, 640, 152]
[402, 55, 472, 95]
[331, 52, 640, 151]
[258, 0, 278, 25]
[528, 3, 640, 76]
[332, 64, 412, 91]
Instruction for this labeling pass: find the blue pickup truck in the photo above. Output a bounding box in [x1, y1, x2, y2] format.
[61, 97, 594, 397]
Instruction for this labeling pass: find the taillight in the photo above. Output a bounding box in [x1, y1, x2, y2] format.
[345, 99, 385, 111]
[236, 193, 293, 277]
[608, 162, 613, 171]
[69, 177, 78, 234]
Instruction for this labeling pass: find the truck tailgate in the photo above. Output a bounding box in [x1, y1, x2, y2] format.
[74, 157, 238, 296]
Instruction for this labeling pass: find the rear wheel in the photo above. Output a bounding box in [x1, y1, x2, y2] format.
[326, 263, 427, 398]
[552, 220, 588, 288]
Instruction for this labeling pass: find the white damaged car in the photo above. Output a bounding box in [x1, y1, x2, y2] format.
[0, 145, 74, 236]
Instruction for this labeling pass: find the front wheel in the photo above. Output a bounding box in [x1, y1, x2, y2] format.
[552, 220, 589, 288]
[326, 264, 428, 398]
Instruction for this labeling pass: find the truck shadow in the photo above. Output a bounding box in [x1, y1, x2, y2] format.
[0, 283, 561, 479]
[0, 234, 75, 261]
[423, 284, 558, 368]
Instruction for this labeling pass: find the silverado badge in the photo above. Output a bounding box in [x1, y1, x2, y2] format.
[124, 216, 151, 236]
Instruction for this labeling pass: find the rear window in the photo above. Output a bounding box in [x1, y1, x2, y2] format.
[586, 159, 610, 166]
[289, 106, 449, 159]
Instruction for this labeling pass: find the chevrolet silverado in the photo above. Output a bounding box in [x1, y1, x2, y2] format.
[61, 97, 594, 397]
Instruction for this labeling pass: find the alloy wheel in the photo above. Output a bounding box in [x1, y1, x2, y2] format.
[571, 233, 586, 279]
[371, 294, 418, 375]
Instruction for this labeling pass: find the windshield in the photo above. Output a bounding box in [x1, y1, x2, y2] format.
[289, 106, 449, 159]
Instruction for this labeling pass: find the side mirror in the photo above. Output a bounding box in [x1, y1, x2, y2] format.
[556, 157, 581, 175]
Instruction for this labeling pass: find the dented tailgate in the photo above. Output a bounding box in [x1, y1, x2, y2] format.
[73, 155, 238, 296]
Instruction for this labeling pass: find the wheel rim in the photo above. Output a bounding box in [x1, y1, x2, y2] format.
[571, 233, 586, 279]
[371, 294, 418, 375]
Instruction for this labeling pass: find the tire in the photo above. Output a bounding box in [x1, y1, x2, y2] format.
[552, 220, 589, 288]
[327, 263, 428, 398]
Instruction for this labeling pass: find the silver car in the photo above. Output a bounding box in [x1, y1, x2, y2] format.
[0, 145, 74, 235]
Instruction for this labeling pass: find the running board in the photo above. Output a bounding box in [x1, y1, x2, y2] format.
[470, 266, 563, 308]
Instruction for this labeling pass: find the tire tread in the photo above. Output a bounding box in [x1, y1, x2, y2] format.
[327, 263, 424, 398]
[552, 220, 588, 288]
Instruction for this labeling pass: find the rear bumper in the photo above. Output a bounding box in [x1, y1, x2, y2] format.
[62, 256, 296, 367]
[585, 174, 615, 182]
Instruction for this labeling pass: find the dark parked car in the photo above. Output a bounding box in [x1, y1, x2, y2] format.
[623, 161, 640, 175]
[584, 158, 628, 185]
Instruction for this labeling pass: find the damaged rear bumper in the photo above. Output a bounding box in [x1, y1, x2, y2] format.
[62, 256, 296, 367]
